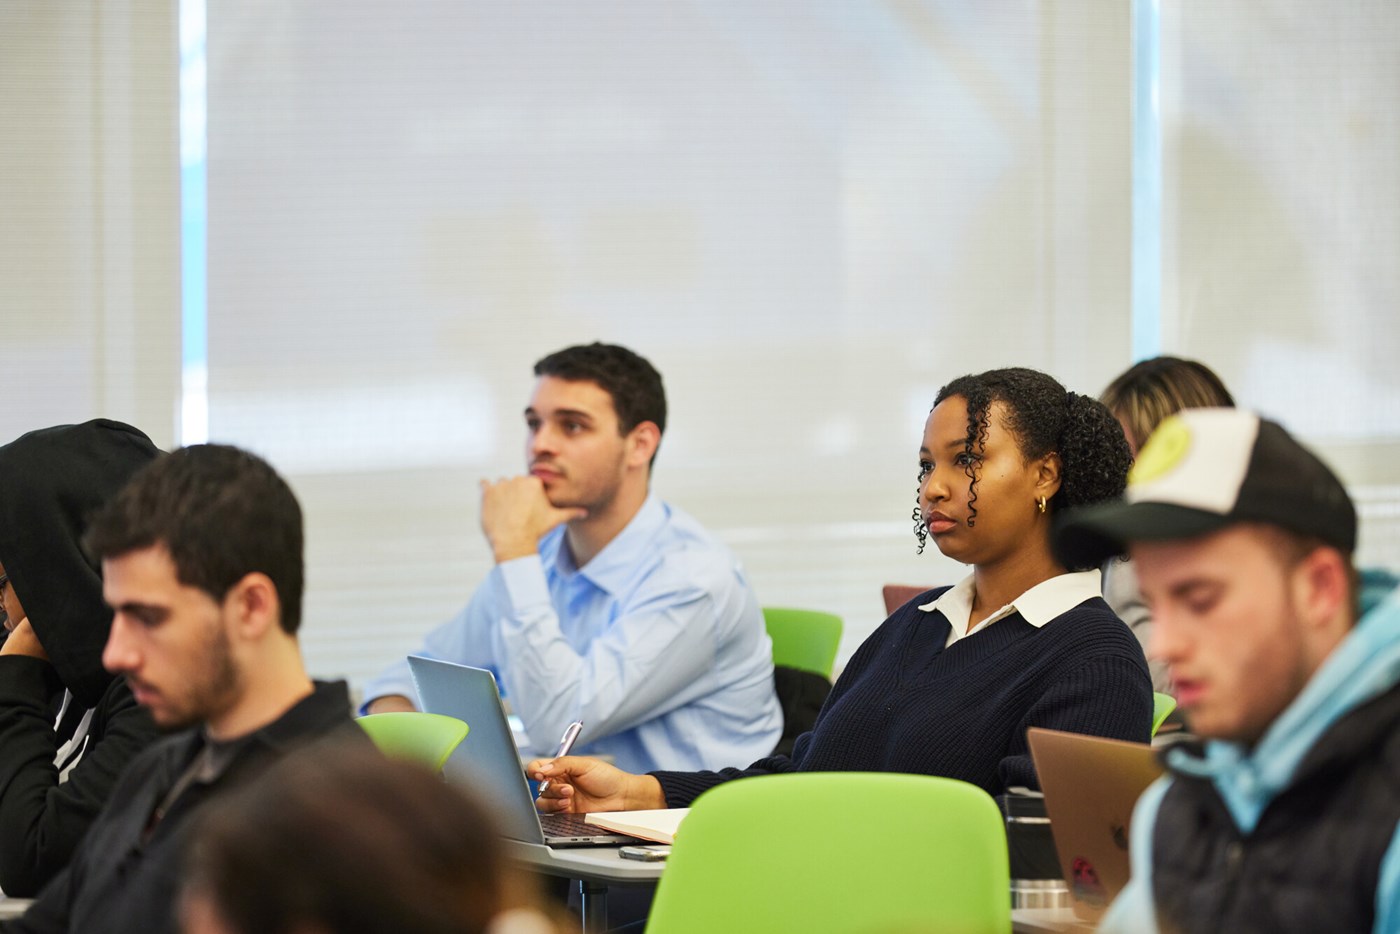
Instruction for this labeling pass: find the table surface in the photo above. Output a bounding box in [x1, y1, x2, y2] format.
[1010, 906, 1097, 933]
[502, 840, 666, 885]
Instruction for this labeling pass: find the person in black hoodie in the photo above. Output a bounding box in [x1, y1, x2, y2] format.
[0, 420, 162, 896]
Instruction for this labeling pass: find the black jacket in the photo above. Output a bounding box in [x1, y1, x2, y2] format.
[1151, 682, 1400, 933]
[0, 420, 162, 895]
[3, 680, 361, 934]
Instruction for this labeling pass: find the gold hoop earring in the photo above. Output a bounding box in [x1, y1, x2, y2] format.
[1037, 496, 1047, 514]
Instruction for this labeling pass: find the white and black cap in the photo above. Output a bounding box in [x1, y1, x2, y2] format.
[1053, 408, 1357, 568]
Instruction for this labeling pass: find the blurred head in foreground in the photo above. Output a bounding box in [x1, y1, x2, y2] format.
[180, 744, 556, 934]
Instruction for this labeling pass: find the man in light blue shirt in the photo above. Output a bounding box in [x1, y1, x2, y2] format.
[362, 343, 781, 773]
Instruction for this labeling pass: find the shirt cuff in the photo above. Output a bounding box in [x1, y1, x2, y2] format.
[495, 553, 553, 615]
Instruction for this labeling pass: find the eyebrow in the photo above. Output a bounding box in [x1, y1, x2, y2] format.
[108, 599, 166, 614]
[1158, 577, 1225, 604]
[922, 437, 972, 454]
[525, 407, 596, 422]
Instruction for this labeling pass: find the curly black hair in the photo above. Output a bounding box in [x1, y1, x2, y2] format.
[912, 367, 1132, 565]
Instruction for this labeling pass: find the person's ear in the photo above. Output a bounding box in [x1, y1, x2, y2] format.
[225, 572, 282, 641]
[625, 421, 661, 470]
[1292, 547, 1350, 633]
[1034, 452, 1063, 505]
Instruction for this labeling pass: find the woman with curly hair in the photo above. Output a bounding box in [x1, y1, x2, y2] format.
[529, 367, 1153, 808]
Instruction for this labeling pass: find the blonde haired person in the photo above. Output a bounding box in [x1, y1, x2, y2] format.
[1101, 356, 1235, 457]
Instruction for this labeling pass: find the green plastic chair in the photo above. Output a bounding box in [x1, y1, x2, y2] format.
[762, 607, 843, 679]
[356, 712, 469, 772]
[1152, 692, 1177, 737]
[644, 773, 1011, 934]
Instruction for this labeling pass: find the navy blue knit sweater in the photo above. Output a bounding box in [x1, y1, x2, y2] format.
[653, 589, 1152, 806]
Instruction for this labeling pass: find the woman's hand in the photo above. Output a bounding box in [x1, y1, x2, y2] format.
[525, 755, 665, 814]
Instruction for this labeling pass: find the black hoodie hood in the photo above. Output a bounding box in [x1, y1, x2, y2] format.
[0, 420, 161, 708]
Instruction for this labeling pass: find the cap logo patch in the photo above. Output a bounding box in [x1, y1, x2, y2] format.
[1128, 416, 1191, 486]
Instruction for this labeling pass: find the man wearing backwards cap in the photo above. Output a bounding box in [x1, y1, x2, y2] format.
[1054, 408, 1400, 934]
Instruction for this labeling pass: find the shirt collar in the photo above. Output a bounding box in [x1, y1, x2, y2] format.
[919, 569, 1102, 629]
[205, 680, 355, 755]
[545, 494, 667, 596]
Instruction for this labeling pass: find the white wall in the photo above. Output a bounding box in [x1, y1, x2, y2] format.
[201, 1, 1136, 686]
[0, 1, 180, 448]
[5, 1, 1398, 694]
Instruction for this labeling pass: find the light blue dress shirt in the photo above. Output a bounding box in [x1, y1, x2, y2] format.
[361, 495, 782, 774]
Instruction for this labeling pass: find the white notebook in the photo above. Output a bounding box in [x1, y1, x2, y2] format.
[584, 808, 690, 844]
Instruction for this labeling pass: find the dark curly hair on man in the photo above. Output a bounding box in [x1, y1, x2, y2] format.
[911, 367, 1132, 567]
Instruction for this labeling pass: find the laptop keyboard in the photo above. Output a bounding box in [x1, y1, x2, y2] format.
[540, 811, 639, 841]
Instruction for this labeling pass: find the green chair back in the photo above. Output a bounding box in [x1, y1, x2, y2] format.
[644, 773, 1011, 934]
[356, 712, 469, 772]
[1151, 692, 1177, 737]
[762, 607, 843, 679]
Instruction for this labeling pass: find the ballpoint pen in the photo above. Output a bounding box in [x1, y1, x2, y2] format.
[536, 720, 583, 795]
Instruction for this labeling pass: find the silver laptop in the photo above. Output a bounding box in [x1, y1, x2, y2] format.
[1027, 727, 1164, 924]
[407, 655, 640, 847]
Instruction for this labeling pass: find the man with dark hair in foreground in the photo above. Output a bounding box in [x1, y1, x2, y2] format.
[1055, 408, 1400, 934]
[4, 444, 360, 934]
